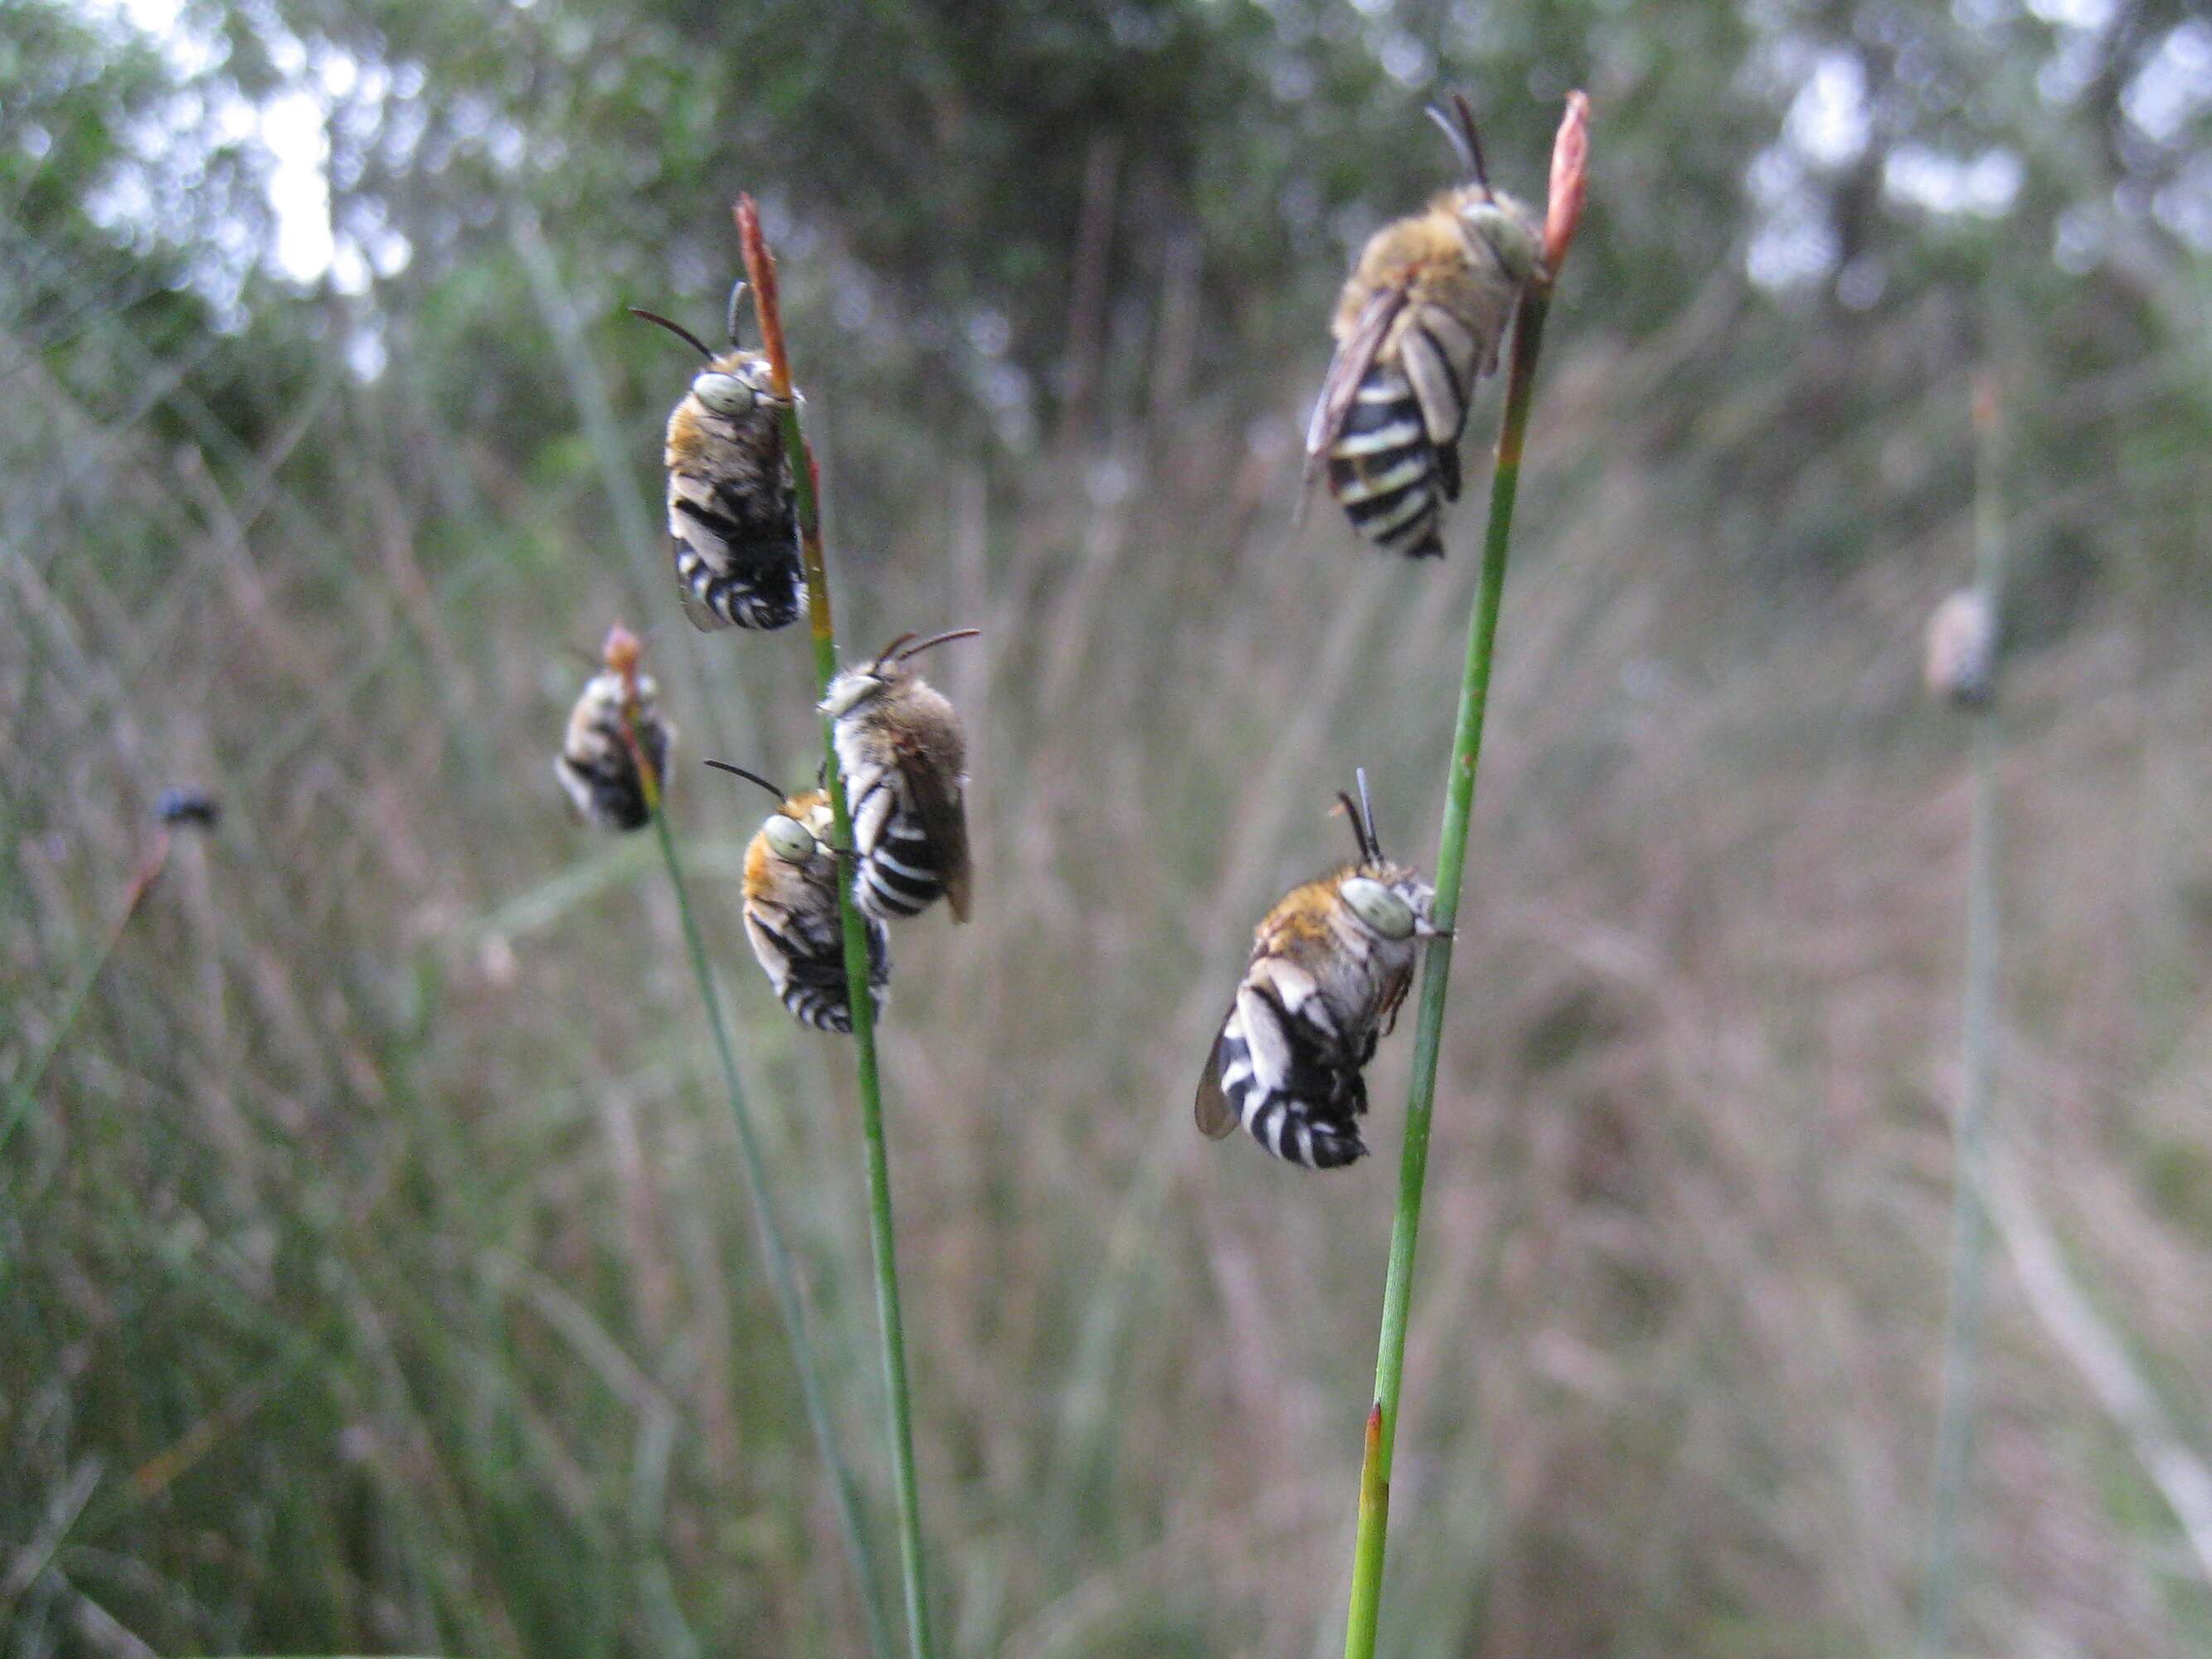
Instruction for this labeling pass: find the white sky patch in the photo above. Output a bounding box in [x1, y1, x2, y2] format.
[260, 90, 338, 284]
[1785, 51, 1870, 168]
[2123, 22, 2212, 144]
[1884, 145, 2025, 216]
[2025, 0, 2117, 29]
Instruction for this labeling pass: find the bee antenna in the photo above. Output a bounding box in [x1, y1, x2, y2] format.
[702, 760, 787, 804]
[1425, 94, 1490, 193]
[1354, 766, 1384, 863]
[724, 280, 749, 348]
[873, 631, 919, 669]
[627, 307, 716, 359]
[897, 627, 982, 663]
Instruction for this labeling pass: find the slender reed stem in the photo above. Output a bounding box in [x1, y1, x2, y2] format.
[1918, 373, 2007, 1659]
[739, 197, 936, 1659]
[614, 657, 894, 1659]
[1342, 95, 1588, 1659]
[0, 830, 173, 1165]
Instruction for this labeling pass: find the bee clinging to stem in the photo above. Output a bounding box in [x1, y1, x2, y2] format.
[1924, 587, 1996, 708]
[1305, 94, 1544, 560]
[1196, 772, 1445, 1170]
[554, 625, 672, 833]
[819, 629, 979, 925]
[630, 282, 805, 632]
[706, 761, 891, 1034]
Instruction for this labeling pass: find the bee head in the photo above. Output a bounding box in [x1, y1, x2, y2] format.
[761, 811, 819, 864]
[823, 628, 981, 718]
[1334, 770, 1446, 941]
[1460, 194, 1542, 285]
[692, 353, 776, 419]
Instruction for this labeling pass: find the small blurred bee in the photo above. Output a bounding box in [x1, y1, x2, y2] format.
[1195, 774, 1443, 1170]
[554, 631, 671, 832]
[706, 761, 890, 1034]
[1924, 587, 1996, 707]
[630, 283, 805, 632]
[153, 788, 221, 830]
[820, 629, 978, 924]
[1305, 95, 1544, 560]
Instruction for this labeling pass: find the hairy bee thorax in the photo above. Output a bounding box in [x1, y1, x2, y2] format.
[659, 345, 805, 632]
[555, 669, 671, 833]
[739, 786, 890, 1034]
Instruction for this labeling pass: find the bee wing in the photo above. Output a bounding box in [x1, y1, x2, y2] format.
[1194, 1004, 1239, 1139]
[1302, 284, 1410, 494]
[893, 727, 972, 923]
[676, 574, 729, 633]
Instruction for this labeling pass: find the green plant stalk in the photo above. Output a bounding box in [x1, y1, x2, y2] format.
[634, 759, 895, 1659]
[1343, 289, 1553, 1659]
[743, 200, 936, 1659]
[1918, 383, 2006, 1659]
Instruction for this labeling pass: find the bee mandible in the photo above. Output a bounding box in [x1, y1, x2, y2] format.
[1195, 773, 1444, 1170]
[1305, 95, 1544, 560]
[630, 283, 805, 631]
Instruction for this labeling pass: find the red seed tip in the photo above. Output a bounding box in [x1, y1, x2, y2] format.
[1971, 370, 1999, 434]
[1543, 90, 1591, 278]
[734, 194, 793, 402]
[601, 622, 642, 680]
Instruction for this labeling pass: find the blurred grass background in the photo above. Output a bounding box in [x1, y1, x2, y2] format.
[5, 0, 2212, 1653]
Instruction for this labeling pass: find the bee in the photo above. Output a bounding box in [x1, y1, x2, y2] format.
[705, 761, 891, 1034]
[554, 631, 671, 832]
[1304, 95, 1544, 560]
[1924, 588, 1996, 707]
[819, 629, 979, 924]
[629, 283, 805, 632]
[1195, 774, 1443, 1170]
[153, 789, 221, 830]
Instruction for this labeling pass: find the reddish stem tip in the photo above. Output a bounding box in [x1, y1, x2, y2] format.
[1543, 90, 1592, 278]
[734, 195, 794, 401]
[1971, 370, 1999, 434]
[601, 621, 641, 684]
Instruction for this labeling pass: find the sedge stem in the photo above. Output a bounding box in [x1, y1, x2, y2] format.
[1343, 91, 1587, 1658]
[625, 718, 895, 1659]
[740, 196, 936, 1659]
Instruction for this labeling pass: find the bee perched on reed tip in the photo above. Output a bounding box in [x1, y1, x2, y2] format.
[1196, 774, 1443, 1170]
[707, 761, 891, 1034]
[554, 626, 672, 833]
[1305, 95, 1544, 560]
[1924, 588, 1996, 708]
[820, 629, 978, 925]
[630, 282, 805, 633]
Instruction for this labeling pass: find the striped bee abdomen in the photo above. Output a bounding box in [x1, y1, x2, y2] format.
[1215, 986, 1373, 1170]
[746, 908, 889, 1034]
[1326, 363, 1447, 561]
[849, 778, 950, 921]
[669, 477, 804, 630]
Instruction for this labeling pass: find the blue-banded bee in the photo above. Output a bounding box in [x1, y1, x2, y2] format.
[554, 630, 670, 833]
[1196, 775, 1442, 1170]
[1305, 95, 1544, 559]
[1924, 588, 1996, 707]
[630, 284, 805, 631]
[820, 630, 978, 924]
[706, 761, 890, 1034]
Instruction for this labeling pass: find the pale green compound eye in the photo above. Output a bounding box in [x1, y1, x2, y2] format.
[693, 372, 755, 415]
[1341, 876, 1417, 941]
[763, 814, 816, 862]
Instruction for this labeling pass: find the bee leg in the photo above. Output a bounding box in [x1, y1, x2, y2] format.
[1433, 439, 1462, 504]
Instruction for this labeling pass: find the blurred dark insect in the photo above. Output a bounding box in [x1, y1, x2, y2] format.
[555, 628, 673, 832]
[1925, 588, 1997, 706]
[153, 789, 221, 830]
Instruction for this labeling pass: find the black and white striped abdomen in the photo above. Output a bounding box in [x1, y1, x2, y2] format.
[841, 751, 955, 922]
[1326, 363, 1446, 562]
[1214, 995, 1370, 1170]
[746, 909, 889, 1034]
[668, 474, 804, 630]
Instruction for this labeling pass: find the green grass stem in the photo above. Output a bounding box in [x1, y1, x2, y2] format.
[630, 749, 896, 1659]
[1918, 374, 2007, 1658]
[741, 196, 936, 1659]
[1342, 95, 1587, 1659]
